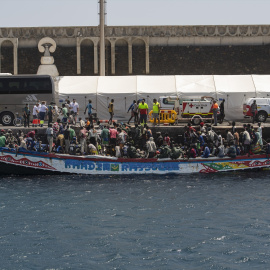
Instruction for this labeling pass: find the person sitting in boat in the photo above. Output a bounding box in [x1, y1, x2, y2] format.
[170, 144, 183, 160]
[201, 144, 210, 158]
[197, 131, 205, 148]
[163, 133, 171, 146]
[189, 144, 197, 159]
[19, 135, 27, 150]
[189, 129, 198, 144]
[117, 128, 127, 150]
[79, 126, 88, 155]
[88, 143, 98, 155]
[69, 137, 79, 155]
[46, 124, 54, 153]
[217, 143, 225, 158]
[115, 145, 121, 158]
[157, 145, 171, 159]
[56, 133, 65, 153]
[127, 143, 140, 158]
[52, 118, 61, 138]
[109, 125, 118, 147]
[187, 122, 196, 133]
[5, 130, 17, 148]
[155, 132, 163, 148]
[209, 143, 217, 157]
[242, 126, 251, 155]
[101, 125, 110, 147]
[199, 121, 206, 134]
[122, 144, 128, 157]
[266, 139, 270, 154]
[133, 124, 141, 144]
[146, 137, 157, 158]
[227, 143, 237, 158]
[0, 132, 6, 148]
[26, 135, 36, 151]
[195, 140, 202, 156]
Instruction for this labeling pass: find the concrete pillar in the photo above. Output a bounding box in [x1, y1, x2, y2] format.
[111, 40, 115, 75]
[99, 0, 105, 76]
[128, 43, 132, 74]
[145, 44, 150, 74]
[94, 43, 98, 75]
[76, 39, 81, 75]
[13, 39, 18, 75]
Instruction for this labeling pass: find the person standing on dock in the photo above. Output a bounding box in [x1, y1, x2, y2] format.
[23, 104, 31, 128]
[219, 99, 225, 123]
[32, 103, 39, 127]
[211, 100, 219, 126]
[84, 99, 95, 125]
[70, 99, 79, 124]
[251, 100, 258, 124]
[127, 100, 137, 125]
[138, 99, 148, 125]
[39, 101, 48, 127]
[152, 99, 160, 126]
[108, 99, 114, 125]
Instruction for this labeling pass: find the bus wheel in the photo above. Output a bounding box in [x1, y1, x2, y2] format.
[1, 112, 14, 126]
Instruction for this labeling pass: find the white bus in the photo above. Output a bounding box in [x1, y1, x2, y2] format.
[0, 75, 55, 126]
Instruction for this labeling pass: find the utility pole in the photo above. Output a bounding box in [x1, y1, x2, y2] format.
[99, 0, 106, 76]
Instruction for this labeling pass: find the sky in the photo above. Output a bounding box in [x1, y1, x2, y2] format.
[0, 0, 269, 27]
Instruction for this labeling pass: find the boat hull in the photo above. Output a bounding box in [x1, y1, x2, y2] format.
[0, 148, 270, 175]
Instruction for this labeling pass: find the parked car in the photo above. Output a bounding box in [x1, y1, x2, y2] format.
[243, 98, 270, 122]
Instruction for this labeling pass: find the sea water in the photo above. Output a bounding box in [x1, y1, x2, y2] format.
[0, 172, 270, 269]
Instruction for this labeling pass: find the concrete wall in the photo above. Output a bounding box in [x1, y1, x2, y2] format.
[1, 44, 269, 76]
[1, 25, 270, 76]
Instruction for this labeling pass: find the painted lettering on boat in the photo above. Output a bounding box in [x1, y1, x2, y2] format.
[64, 159, 180, 172]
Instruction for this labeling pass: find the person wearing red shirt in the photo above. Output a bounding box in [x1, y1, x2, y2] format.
[138, 99, 148, 125]
[109, 127, 118, 146]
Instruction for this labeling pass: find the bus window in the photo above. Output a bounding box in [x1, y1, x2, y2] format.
[0, 77, 53, 94]
[25, 78, 52, 93]
[8, 80, 21, 94]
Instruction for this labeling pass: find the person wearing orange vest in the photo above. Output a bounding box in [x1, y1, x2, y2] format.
[212, 100, 219, 126]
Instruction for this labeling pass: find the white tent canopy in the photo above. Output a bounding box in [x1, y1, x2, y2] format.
[252, 75, 270, 97]
[176, 75, 216, 98]
[97, 76, 137, 121]
[57, 75, 270, 121]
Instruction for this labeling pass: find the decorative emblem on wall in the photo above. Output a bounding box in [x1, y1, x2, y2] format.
[37, 37, 59, 77]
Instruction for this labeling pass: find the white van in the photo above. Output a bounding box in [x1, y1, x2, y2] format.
[243, 98, 270, 122]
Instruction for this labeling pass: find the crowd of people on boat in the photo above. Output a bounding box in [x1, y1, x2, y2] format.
[0, 118, 269, 159]
[1, 97, 269, 159]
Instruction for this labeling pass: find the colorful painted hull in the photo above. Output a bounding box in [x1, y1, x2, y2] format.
[0, 148, 270, 175]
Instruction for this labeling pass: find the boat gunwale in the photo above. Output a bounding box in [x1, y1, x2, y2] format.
[1, 148, 269, 164]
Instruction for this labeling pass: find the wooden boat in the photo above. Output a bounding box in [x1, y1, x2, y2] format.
[0, 147, 269, 175]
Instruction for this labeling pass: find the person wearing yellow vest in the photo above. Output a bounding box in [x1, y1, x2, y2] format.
[108, 99, 114, 125]
[212, 100, 219, 126]
[138, 99, 148, 125]
[152, 98, 160, 126]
